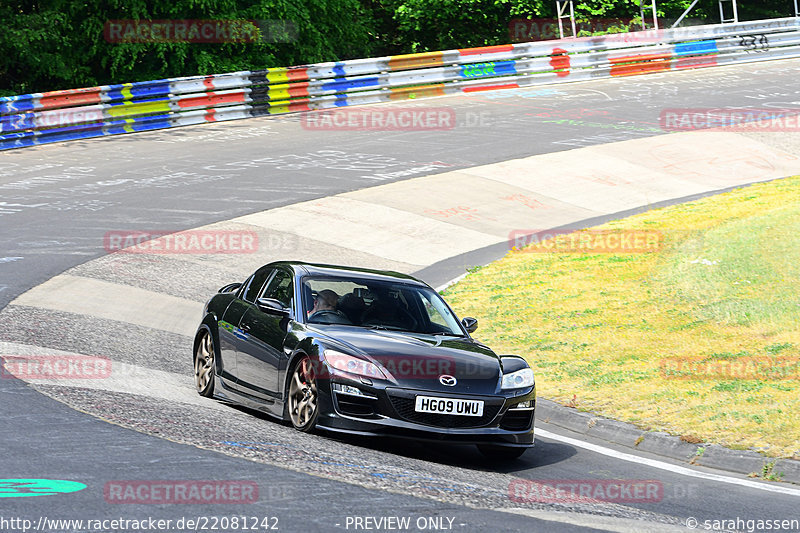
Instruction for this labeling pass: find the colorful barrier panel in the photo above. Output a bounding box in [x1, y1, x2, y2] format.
[2, 17, 800, 151]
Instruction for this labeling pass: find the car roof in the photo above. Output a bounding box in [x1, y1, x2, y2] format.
[270, 261, 426, 285]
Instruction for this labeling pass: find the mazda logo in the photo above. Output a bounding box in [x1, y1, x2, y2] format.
[439, 375, 457, 387]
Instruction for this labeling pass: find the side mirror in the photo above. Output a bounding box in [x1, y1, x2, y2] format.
[462, 316, 478, 333]
[256, 298, 291, 316]
[219, 282, 242, 293]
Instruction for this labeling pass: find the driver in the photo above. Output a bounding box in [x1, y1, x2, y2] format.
[308, 289, 352, 324]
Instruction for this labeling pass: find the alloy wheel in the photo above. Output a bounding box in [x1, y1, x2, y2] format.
[288, 356, 318, 431]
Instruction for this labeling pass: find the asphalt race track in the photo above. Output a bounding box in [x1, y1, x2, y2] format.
[2, 59, 800, 532]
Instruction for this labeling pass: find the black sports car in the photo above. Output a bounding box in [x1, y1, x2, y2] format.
[193, 261, 535, 458]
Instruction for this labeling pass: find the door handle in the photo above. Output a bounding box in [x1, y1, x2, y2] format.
[240, 324, 251, 332]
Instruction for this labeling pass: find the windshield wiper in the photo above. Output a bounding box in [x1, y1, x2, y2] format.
[365, 324, 405, 331]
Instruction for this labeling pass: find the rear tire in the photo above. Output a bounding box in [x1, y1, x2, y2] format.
[477, 444, 527, 460]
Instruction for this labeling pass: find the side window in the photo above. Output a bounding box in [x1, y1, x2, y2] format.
[262, 270, 293, 307]
[243, 268, 274, 303]
[419, 292, 446, 327]
[418, 291, 459, 332]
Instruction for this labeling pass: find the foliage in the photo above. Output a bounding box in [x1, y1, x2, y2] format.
[1, 0, 377, 96]
[385, 0, 545, 52]
[1, 0, 798, 95]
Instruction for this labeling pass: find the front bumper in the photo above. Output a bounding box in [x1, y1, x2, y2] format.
[316, 382, 535, 446]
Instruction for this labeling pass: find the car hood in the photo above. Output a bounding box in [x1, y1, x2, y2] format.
[316, 326, 504, 395]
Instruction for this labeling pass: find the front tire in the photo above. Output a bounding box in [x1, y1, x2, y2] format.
[194, 330, 216, 397]
[287, 355, 319, 432]
[477, 444, 528, 460]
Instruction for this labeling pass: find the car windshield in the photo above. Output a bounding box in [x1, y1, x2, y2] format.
[302, 276, 464, 335]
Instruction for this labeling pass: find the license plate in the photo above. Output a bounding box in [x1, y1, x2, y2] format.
[414, 396, 484, 417]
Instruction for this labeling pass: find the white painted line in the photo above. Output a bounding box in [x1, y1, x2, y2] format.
[502, 508, 684, 533]
[537, 428, 800, 497]
[435, 273, 467, 293]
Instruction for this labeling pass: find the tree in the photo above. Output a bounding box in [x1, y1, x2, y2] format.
[1, 0, 379, 96]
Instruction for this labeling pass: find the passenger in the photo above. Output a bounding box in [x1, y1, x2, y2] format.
[360, 289, 417, 330]
[337, 292, 366, 324]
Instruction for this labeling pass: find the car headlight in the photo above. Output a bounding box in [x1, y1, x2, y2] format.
[324, 349, 386, 379]
[501, 367, 535, 389]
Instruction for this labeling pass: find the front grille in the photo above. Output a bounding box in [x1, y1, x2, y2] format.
[388, 395, 502, 428]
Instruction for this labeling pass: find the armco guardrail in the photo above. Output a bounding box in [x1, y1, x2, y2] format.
[2, 17, 800, 151]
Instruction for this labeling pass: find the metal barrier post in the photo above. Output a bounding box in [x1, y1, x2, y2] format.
[556, 1, 576, 39]
[640, 0, 659, 30]
[719, 0, 739, 23]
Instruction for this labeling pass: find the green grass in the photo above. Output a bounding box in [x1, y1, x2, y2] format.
[443, 176, 800, 458]
[659, 205, 800, 327]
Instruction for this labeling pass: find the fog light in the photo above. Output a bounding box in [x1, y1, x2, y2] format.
[332, 383, 375, 399]
[510, 400, 533, 409]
